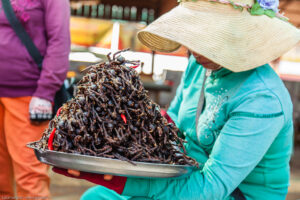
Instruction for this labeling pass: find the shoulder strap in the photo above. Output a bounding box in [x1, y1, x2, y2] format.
[1, 0, 43, 69]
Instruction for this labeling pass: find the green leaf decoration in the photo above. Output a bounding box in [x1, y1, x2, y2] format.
[250, 2, 265, 15]
[229, 1, 243, 11]
[264, 9, 276, 18]
[237, 5, 244, 11]
[249, 2, 277, 18]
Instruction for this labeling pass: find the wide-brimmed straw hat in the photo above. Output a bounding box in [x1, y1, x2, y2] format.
[137, 0, 300, 72]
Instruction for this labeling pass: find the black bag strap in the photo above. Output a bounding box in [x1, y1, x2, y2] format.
[2, 0, 44, 69]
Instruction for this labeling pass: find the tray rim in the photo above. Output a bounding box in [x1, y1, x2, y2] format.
[27, 141, 196, 169]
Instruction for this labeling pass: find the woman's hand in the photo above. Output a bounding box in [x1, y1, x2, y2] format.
[29, 96, 52, 124]
[52, 167, 127, 194]
[67, 169, 80, 177]
[67, 169, 113, 181]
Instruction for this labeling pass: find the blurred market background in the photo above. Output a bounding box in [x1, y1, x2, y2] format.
[51, 0, 300, 199]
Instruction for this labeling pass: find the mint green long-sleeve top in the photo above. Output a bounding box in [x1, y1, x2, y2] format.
[122, 56, 293, 200]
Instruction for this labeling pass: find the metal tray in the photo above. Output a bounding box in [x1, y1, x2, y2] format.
[27, 142, 195, 178]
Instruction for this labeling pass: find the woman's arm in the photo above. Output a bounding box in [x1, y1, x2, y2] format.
[167, 56, 193, 124]
[33, 0, 70, 101]
[122, 91, 287, 199]
[166, 74, 184, 124]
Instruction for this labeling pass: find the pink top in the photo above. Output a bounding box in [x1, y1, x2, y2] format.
[0, 0, 70, 101]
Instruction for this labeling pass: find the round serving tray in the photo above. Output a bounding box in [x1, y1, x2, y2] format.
[27, 142, 195, 178]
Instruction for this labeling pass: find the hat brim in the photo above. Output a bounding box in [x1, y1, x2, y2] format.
[137, 1, 300, 72]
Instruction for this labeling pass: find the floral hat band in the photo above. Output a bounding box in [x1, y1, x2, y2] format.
[179, 0, 287, 20]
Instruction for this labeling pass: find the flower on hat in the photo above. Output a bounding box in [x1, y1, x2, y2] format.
[256, 0, 279, 12]
[250, 1, 278, 18]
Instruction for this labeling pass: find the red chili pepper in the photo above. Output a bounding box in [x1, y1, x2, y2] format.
[121, 114, 127, 124]
[56, 107, 62, 117]
[130, 64, 139, 69]
[48, 128, 56, 150]
[48, 107, 62, 150]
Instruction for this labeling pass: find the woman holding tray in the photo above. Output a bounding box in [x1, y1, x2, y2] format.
[54, 0, 300, 199]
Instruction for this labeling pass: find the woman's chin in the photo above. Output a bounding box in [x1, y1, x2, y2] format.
[201, 64, 221, 71]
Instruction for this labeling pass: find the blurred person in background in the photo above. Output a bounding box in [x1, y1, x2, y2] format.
[54, 0, 300, 199]
[0, 0, 70, 199]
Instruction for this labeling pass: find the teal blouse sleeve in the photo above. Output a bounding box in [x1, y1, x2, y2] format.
[167, 55, 197, 125]
[166, 74, 184, 124]
[166, 64, 189, 125]
[122, 91, 286, 200]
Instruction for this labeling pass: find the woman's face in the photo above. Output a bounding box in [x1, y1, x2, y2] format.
[191, 52, 221, 71]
